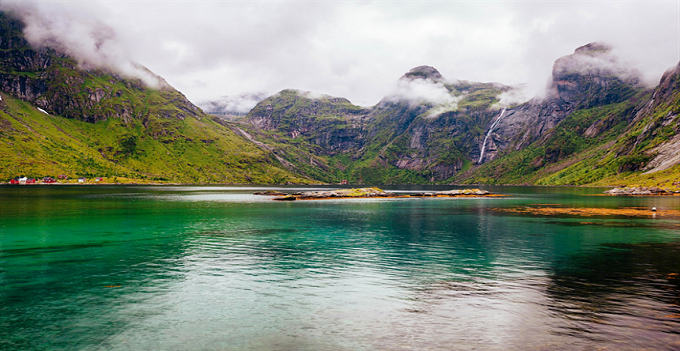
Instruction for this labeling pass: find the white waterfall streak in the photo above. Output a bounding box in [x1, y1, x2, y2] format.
[478, 108, 506, 164]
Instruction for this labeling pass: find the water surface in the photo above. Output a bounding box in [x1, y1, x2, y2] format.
[1, 185, 679, 350]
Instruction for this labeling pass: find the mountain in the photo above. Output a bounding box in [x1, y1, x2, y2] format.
[0, 11, 309, 184]
[232, 43, 680, 188]
[236, 67, 514, 184]
[3, 6, 679, 188]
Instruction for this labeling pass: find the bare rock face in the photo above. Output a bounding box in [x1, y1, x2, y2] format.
[626, 63, 680, 174]
[400, 66, 444, 82]
[487, 42, 642, 159]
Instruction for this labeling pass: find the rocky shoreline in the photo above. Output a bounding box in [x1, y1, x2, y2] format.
[253, 187, 497, 201]
[604, 186, 680, 196]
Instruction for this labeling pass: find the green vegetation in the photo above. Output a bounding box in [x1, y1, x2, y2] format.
[3, 8, 680, 188]
[0, 93, 309, 184]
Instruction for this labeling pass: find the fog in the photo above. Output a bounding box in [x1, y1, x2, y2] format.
[0, 1, 677, 107]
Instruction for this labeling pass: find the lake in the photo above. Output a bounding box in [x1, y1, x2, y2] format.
[1, 185, 679, 350]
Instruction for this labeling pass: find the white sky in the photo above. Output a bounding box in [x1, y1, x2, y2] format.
[1, 1, 679, 107]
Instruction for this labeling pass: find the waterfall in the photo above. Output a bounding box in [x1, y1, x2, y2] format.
[478, 108, 506, 164]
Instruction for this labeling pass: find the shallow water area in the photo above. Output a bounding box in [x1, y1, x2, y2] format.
[1, 185, 679, 350]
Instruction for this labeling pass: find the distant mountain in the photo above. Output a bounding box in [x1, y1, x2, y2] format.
[231, 43, 680, 188]
[236, 67, 514, 184]
[0, 11, 309, 184]
[4, 6, 679, 188]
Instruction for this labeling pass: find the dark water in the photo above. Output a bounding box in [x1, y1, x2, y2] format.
[1, 185, 679, 350]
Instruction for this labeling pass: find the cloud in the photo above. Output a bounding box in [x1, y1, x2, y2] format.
[197, 93, 268, 116]
[0, 2, 164, 87]
[551, 43, 641, 83]
[0, 1, 677, 106]
[387, 78, 459, 108]
[495, 85, 533, 107]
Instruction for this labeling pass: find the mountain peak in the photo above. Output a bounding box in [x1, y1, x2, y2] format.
[400, 66, 444, 82]
[574, 42, 612, 56]
[547, 42, 641, 107]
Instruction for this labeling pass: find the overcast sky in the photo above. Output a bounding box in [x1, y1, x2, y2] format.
[1, 1, 679, 108]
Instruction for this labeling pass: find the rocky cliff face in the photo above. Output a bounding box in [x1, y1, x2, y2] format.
[240, 67, 506, 183]
[245, 89, 369, 154]
[237, 43, 666, 185]
[622, 63, 680, 174]
[0, 12, 200, 124]
[487, 42, 643, 158]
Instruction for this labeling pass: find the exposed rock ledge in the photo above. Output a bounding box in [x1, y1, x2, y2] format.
[604, 186, 680, 196]
[253, 187, 496, 201]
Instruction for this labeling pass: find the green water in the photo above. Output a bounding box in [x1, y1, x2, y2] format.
[1, 185, 679, 350]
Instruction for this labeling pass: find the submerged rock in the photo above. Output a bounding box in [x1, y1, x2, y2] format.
[272, 195, 296, 201]
[254, 190, 287, 196]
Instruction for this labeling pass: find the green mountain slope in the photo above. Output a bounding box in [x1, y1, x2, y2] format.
[235, 67, 510, 184]
[0, 92, 308, 183]
[0, 12, 308, 184]
[233, 44, 680, 187]
[456, 62, 680, 188]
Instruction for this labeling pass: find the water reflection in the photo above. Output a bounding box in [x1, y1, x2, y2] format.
[1, 186, 680, 350]
[546, 242, 680, 349]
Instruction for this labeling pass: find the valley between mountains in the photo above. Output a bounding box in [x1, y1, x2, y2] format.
[1, 10, 679, 187]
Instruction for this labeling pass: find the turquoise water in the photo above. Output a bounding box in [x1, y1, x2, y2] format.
[1, 185, 679, 350]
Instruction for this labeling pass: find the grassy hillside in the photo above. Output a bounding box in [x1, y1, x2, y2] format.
[0, 93, 310, 184]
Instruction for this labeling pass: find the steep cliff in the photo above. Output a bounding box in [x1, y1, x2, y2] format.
[485, 43, 643, 159]
[238, 66, 510, 183]
[456, 47, 680, 186]
[236, 42, 680, 187]
[0, 11, 307, 184]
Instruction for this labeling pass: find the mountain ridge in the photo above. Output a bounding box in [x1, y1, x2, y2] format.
[229, 44, 680, 187]
[2, 6, 679, 187]
[0, 11, 310, 184]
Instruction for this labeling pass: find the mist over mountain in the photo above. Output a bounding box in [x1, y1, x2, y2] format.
[1, 3, 680, 188]
[198, 93, 268, 116]
[229, 43, 680, 187]
[0, 1, 676, 106]
[0, 11, 307, 184]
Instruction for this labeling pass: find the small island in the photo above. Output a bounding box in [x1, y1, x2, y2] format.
[252, 187, 498, 201]
[604, 186, 680, 196]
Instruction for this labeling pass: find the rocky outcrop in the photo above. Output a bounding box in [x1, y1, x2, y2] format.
[435, 189, 490, 196]
[266, 187, 496, 200]
[298, 187, 391, 199]
[604, 186, 675, 196]
[245, 89, 368, 154]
